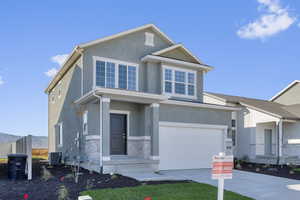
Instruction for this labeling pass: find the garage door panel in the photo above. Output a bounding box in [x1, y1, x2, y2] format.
[159, 123, 224, 170]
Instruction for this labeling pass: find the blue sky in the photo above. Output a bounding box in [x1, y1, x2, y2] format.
[0, 0, 299, 136]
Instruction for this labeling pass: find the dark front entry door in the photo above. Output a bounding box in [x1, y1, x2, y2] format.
[110, 113, 127, 155]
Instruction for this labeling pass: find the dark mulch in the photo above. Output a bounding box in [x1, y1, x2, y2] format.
[0, 160, 187, 200]
[235, 161, 300, 180]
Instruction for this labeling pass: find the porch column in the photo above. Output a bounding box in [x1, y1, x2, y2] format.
[277, 120, 283, 157]
[150, 103, 160, 160]
[102, 97, 111, 161]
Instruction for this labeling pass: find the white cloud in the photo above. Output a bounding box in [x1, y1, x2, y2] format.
[44, 68, 59, 78]
[0, 76, 4, 85]
[45, 53, 68, 78]
[51, 54, 68, 66]
[237, 0, 296, 39]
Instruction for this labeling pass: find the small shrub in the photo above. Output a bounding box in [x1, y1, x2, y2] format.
[64, 173, 74, 180]
[111, 174, 118, 180]
[58, 185, 69, 200]
[41, 166, 53, 181]
[86, 179, 95, 190]
[292, 168, 300, 173]
[262, 164, 270, 169]
[247, 164, 253, 168]
[236, 163, 242, 169]
[242, 155, 249, 162]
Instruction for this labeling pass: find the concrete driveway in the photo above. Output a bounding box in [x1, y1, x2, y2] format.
[122, 169, 300, 200]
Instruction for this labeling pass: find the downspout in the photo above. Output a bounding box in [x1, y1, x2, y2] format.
[92, 91, 103, 173]
[277, 119, 283, 166]
[277, 121, 280, 165]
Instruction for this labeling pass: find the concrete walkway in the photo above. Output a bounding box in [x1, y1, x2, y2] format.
[122, 169, 300, 200]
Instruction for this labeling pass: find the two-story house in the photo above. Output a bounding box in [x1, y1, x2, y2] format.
[45, 24, 238, 174]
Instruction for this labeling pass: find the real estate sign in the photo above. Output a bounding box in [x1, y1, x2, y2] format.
[212, 154, 233, 179]
[212, 153, 233, 200]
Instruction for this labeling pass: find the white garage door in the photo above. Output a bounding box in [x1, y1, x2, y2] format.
[159, 122, 226, 170]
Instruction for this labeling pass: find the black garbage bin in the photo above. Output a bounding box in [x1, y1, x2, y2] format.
[7, 154, 27, 180]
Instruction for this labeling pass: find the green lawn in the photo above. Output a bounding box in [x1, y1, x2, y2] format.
[81, 183, 253, 200]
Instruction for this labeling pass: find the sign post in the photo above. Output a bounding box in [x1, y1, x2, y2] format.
[212, 152, 233, 200]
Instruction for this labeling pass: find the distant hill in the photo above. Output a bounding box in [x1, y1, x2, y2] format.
[0, 132, 48, 149]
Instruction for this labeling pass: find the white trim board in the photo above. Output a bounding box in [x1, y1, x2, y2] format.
[159, 121, 228, 130]
[128, 136, 151, 141]
[85, 135, 100, 140]
[161, 100, 240, 111]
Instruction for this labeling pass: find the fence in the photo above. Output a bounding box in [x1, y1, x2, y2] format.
[0, 135, 32, 180]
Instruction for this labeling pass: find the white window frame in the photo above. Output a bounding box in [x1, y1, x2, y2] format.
[162, 65, 197, 99]
[83, 110, 88, 135]
[57, 122, 63, 147]
[93, 56, 139, 91]
[145, 32, 154, 47]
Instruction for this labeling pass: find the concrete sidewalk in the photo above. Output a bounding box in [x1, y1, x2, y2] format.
[122, 169, 300, 200]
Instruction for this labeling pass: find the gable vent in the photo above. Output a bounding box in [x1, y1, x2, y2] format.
[145, 32, 154, 47]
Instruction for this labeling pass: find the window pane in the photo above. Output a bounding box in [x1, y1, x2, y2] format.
[232, 119, 236, 127]
[232, 130, 236, 146]
[188, 73, 195, 84]
[188, 85, 195, 96]
[175, 71, 185, 82]
[128, 66, 136, 90]
[175, 83, 185, 94]
[165, 81, 172, 93]
[96, 61, 105, 86]
[118, 64, 127, 89]
[165, 69, 172, 81]
[106, 62, 115, 88]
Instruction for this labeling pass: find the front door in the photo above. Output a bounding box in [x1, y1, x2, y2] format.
[264, 129, 272, 155]
[110, 113, 127, 155]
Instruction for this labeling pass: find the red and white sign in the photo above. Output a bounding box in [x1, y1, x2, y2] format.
[212, 154, 233, 180]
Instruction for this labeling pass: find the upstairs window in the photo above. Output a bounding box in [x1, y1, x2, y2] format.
[95, 57, 138, 91]
[163, 66, 196, 98]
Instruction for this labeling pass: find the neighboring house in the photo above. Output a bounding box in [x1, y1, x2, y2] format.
[204, 81, 300, 165]
[45, 24, 238, 173]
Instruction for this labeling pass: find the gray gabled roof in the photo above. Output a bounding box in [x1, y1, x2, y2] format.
[205, 92, 300, 120]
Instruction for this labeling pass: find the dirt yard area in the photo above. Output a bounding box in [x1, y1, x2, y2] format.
[0, 160, 140, 200]
[235, 161, 300, 180]
[0, 160, 187, 200]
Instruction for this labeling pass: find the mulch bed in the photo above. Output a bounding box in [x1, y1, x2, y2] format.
[235, 161, 300, 180]
[0, 160, 187, 200]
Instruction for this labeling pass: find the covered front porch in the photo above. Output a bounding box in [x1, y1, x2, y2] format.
[76, 87, 167, 173]
[250, 120, 300, 165]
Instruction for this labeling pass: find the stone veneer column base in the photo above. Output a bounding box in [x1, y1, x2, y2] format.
[83, 135, 101, 172]
[127, 136, 151, 158]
